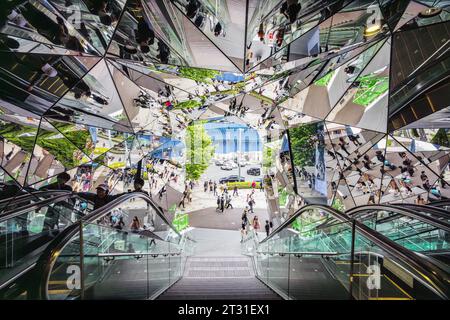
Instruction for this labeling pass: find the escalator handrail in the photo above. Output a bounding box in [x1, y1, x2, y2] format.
[428, 199, 450, 208]
[258, 204, 450, 299]
[0, 192, 80, 223]
[32, 192, 184, 299]
[0, 190, 70, 206]
[392, 203, 450, 220]
[346, 204, 450, 233]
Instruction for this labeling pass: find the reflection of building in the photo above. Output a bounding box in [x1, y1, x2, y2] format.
[204, 122, 262, 161]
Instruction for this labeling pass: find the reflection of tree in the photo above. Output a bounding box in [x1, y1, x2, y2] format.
[331, 196, 345, 212]
[289, 123, 317, 167]
[431, 128, 449, 148]
[179, 67, 220, 83]
[185, 121, 214, 180]
[262, 145, 273, 168]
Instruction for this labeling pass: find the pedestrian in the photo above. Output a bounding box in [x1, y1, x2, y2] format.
[233, 185, 238, 196]
[39, 172, 73, 191]
[252, 215, 260, 237]
[77, 183, 121, 210]
[204, 181, 208, 192]
[265, 220, 271, 237]
[130, 216, 141, 233]
[225, 194, 233, 209]
[242, 208, 249, 226]
[179, 190, 187, 208]
[114, 216, 125, 231]
[220, 195, 225, 213]
[213, 182, 217, 196]
[248, 198, 255, 213]
[240, 224, 247, 243]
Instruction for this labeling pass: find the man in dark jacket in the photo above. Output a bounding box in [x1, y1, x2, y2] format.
[78, 183, 121, 210]
[39, 172, 73, 191]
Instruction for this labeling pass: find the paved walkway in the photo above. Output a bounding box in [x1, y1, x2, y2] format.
[187, 228, 266, 256]
[188, 207, 270, 230]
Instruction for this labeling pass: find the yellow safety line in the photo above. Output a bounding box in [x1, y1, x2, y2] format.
[368, 297, 412, 300]
[384, 274, 414, 300]
[410, 106, 418, 119]
[11, 63, 19, 71]
[47, 79, 60, 91]
[40, 76, 50, 87]
[48, 290, 71, 294]
[55, 82, 66, 95]
[426, 94, 436, 112]
[48, 280, 68, 285]
[400, 113, 406, 126]
[29, 72, 37, 80]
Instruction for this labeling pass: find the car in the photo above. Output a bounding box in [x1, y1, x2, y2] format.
[215, 160, 224, 166]
[247, 167, 261, 176]
[219, 175, 245, 184]
[238, 161, 247, 167]
[221, 164, 233, 170]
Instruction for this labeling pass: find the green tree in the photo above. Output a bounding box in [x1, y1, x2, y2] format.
[289, 123, 318, 167]
[185, 121, 214, 180]
[431, 128, 450, 148]
[179, 67, 220, 83]
[262, 145, 273, 168]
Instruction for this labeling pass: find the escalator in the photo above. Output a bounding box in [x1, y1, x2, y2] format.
[428, 200, 450, 212]
[29, 192, 194, 300]
[0, 191, 92, 299]
[347, 205, 450, 253]
[393, 203, 450, 224]
[246, 204, 450, 300]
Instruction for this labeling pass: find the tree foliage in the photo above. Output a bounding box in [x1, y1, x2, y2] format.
[185, 121, 214, 180]
[179, 67, 220, 83]
[289, 123, 318, 167]
[431, 128, 450, 148]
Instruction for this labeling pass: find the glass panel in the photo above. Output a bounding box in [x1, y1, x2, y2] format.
[352, 229, 443, 300]
[0, 196, 85, 288]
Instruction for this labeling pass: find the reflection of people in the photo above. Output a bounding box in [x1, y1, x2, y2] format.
[27, 62, 58, 92]
[40, 172, 73, 191]
[78, 183, 121, 210]
[7, 10, 35, 29]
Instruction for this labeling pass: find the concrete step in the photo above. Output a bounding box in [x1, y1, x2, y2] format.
[157, 256, 281, 300]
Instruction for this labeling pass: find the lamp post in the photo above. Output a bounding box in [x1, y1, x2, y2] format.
[238, 128, 243, 180]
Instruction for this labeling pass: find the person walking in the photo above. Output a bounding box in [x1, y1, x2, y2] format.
[213, 182, 217, 196]
[240, 224, 247, 243]
[248, 198, 255, 213]
[233, 185, 238, 197]
[39, 172, 73, 191]
[179, 190, 187, 208]
[204, 181, 208, 192]
[113, 216, 125, 231]
[130, 216, 141, 233]
[78, 183, 121, 210]
[225, 194, 233, 209]
[252, 215, 260, 237]
[242, 207, 249, 226]
[265, 220, 271, 237]
[220, 195, 225, 213]
[216, 195, 221, 212]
